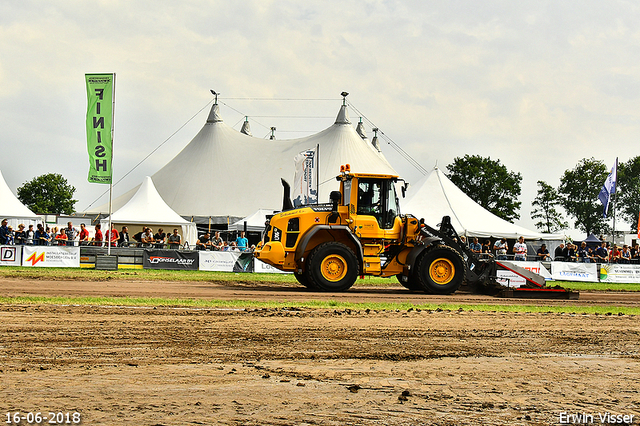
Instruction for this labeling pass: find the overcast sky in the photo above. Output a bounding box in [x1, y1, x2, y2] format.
[1, 1, 638, 236]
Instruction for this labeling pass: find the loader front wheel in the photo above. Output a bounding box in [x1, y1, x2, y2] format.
[416, 245, 465, 295]
[307, 242, 359, 292]
[294, 270, 316, 289]
[396, 274, 422, 291]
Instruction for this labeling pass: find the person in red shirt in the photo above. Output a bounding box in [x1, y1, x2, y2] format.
[93, 224, 103, 246]
[78, 223, 90, 246]
[55, 228, 68, 246]
[106, 224, 119, 247]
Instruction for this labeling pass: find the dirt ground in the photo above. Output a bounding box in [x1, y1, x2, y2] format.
[1, 279, 639, 425]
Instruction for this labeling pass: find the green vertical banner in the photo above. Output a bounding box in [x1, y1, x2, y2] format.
[85, 73, 114, 184]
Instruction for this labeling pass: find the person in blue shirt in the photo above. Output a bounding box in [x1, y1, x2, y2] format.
[469, 237, 482, 254]
[235, 231, 249, 251]
[0, 219, 9, 244]
[595, 241, 608, 263]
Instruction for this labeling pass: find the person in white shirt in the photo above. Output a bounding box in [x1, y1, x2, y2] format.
[513, 236, 528, 261]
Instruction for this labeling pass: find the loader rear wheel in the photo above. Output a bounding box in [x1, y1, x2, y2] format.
[416, 245, 465, 295]
[307, 242, 359, 292]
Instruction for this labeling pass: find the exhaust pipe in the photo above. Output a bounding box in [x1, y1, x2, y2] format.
[281, 178, 294, 211]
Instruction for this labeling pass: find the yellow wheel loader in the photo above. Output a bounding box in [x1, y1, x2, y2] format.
[254, 165, 578, 299]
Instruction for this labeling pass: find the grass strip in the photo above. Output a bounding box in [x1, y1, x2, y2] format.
[0, 295, 637, 316]
[2, 267, 640, 291]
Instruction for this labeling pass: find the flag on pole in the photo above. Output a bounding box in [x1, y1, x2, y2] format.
[85, 73, 114, 184]
[598, 158, 617, 218]
[292, 147, 318, 207]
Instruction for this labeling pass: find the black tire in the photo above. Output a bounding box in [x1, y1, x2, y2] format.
[294, 270, 316, 289]
[416, 245, 465, 295]
[307, 242, 359, 292]
[396, 274, 423, 291]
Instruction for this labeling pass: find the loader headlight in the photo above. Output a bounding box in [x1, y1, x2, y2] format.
[272, 226, 282, 242]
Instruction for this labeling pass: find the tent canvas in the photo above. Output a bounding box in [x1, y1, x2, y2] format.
[580, 234, 602, 244]
[101, 176, 197, 246]
[402, 167, 563, 240]
[0, 169, 40, 231]
[0, 169, 39, 220]
[91, 102, 397, 218]
[228, 209, 275, 233]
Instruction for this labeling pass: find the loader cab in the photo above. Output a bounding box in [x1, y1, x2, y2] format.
[340, 173, 402, 239]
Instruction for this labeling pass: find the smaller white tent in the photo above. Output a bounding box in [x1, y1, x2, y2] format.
[228, 209, 275, 233]
[101, 176, 197, 246]
[0, 169, 40, 229]
[403, 167, 563, 240]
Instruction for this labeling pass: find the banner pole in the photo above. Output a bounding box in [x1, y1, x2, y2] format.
[107, 73, 116, 256]
[316, 143, 319, 205]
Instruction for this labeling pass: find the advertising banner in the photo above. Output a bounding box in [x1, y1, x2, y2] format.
[292, 146, 318, 207]
[599, 264, 640, 283]
[496, 269, 527, 287]
[550, 262, 598, 282]
[143, 249, 198, 270]
[199, 251, 241, 272]
[254, 259, 290, 274]
[22, 246, 80, 268]
[85, 73, 114, 184]
[0, 245, 21, 266]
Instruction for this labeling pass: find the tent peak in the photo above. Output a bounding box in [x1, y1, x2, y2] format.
[356, 120, 367, 140]
[240, 117, 252, 136]
[335, 104, 351, 125]
[206, 103, 223, 123]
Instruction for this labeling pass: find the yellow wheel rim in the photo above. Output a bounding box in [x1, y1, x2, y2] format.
[429, 258, 455, 285]
[321, 254, 348, 282]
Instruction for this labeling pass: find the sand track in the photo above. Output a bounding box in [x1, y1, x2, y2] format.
[1, 278, 638, 425]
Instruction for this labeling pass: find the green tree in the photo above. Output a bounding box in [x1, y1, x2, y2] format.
[17, 173, 77, 214]
[558, 158, 608, 235]
[445, 154, 522, 222]
[530, 180, 568, 233]
[617, 156, 640, 231]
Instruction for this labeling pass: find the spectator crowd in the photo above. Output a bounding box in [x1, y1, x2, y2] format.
[0, 219, 254, 252]
[461, 233, 640, 264]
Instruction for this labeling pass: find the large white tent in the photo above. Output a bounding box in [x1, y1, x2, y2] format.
[101, 176, 197, 246]
[0, 169, 40, 229]
[402, 167, 563, 240]
[94, 101, 397, 218]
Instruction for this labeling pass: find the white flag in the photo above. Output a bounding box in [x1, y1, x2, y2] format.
[292, 147, 318, 207]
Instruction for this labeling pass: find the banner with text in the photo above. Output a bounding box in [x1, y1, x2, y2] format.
[550, 262, 598, 282]
[85, 73, 114, 184]
[254, 259, 290, 274]
[599, 264, 640, 283]
[21, 246, 80, 268]
[292, 146, 318, 207]
[199, 251, 242, 272]
[0, 246, 21, 266]
[143, 249, 198, 270]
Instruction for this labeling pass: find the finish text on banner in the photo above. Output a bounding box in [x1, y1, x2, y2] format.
[85, 73, 114, 184]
